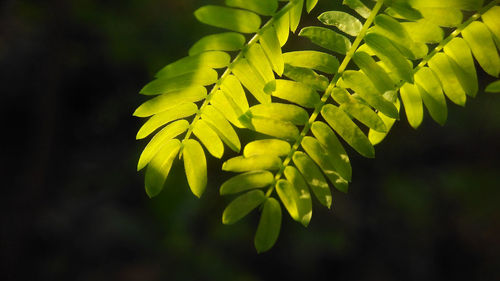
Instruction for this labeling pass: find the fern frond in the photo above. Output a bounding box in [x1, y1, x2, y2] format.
[135, 0, 312, 198]
[220, 0, 500, 252]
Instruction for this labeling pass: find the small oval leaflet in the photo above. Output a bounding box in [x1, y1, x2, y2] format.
[155, 51, 230, 78]
[189, 32, 246, 55]
[220, 170, 274, 195]
[283, 51, 339, 74]
[182, 139, 207, 198]
[193, 119, 225, 159]
[222, 190, 267, 225]
[318, 11, 363, 36]
[136, 103, 198, 140]
[222, 155, 282, 173]
[145, 139, 181, 198]
[292, 151, 332, 208]
[248, 103, 309, 125]
[273, 79, 320, 108]
[194, 5, 261, 34]
[299, 26, 351, 55]
[254, 198, 282, 253]
[400, 83, 423, 129]
[140, 68, 218, 96]
[283, 166, 312, 226]
[244, 139, 291, 158]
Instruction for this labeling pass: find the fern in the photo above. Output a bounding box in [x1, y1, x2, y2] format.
[134, 0, 312, 198]
[136, 0, 500, 252]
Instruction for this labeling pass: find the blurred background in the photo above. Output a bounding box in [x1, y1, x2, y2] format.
[1, 0, 500, 280]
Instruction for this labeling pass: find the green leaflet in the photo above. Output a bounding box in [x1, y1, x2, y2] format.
[246, 43, 276, 93]
[283, 51, 339, 74]
[371, 14, 426, 59]
[443, 38, 478, 98]
[301, 136, 349, 193]
[485, 80, 500, 93]
[364, 33, 414, 83]
[482, 6, 500, 47]
[290, 0, 304, 33]
[415, 67, 447, 126]
[299, 26, 351, 55]
[385, 2, 422, 21]
[194, 5, 261, 33]
[331, 87, 351, 104]
[340, 101, 387, 133]
[352, 51, 395, 94]
[273, 79, 320, 108]
[311, 121, 352, 181]
[401, 21, 443, 44]
[368, 99, 400, 145]
[283, 64, 329, 91]
[306, 0, 318, 13]
[417, 8, 463, 27]
[140, 68, 218, 96]
[462, 21, 500, 77]
[274, 11, 290, 47]
[211, 90, 247, 128]
[428, 53, 467, 106]
[260, 26, 285, 76]
[136, 103, 198, 139]
[341, 70, 399, 119]
[201, 105, 241, 153]
[231, 58, 271, 104]
[248, 103, 309, 125]
[137, 120, 189, 171]
[145, 139, 181, 198]
[220, 74, 249, 116]
[409, 0, 483, 11]
[400, 83, 423, 129]
[134, 86, 206, 117]
[244, 139, 291, 158]
[254, 197, 282, 253]
[193, 119, 225, 159]
[220, 170, 274, 195]
[342, 0, 371, 19]
[283, 166, 312, 226]
[155, 51, 230, 78]
[318, 11, 363, 36]
[189, 32, 246, 55]
[222, 155, 282, 172]
[321, 104, 375, 158]
[222, 190, 267, 225]
[244, 116, 300, 141]
[182, 139, 207, 198]
[292, 151, 332, 208]
[225, 0, 277, 16]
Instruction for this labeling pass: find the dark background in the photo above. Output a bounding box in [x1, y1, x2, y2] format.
[2, 0, 500, 280]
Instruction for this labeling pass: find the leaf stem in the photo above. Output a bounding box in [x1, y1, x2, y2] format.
[182, 1, 300, 143]
[267, 0, 385, 196]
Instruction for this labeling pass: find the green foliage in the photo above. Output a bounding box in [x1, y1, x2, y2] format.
[136, 0, 500, 252]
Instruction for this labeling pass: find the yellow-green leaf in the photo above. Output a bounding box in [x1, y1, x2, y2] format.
[193, 119, 224, 159]
[222, 190, 266, 224]
[283, 166, 312, 226]
[189, 32, 246, 55]
[248, 103, 309, 125]
[318, 11, 363, 36]
[260, 26, 284, 76]
[443, 38, 478, 97]
[299, 26, 351, 55]
[194, 5, 261, 33]
[290, 0, 304, 33]
[462, 21, 500, 77]
[321, 104, 375, 158]
[244, 116, 300, 141]
[140, 68, 218, 95]
[244, 139, 291, 158]
[254, 197, 282, 253]
[274, 11, 290, 47]
[134, 86, 206, 117]
[220, 171, 274, 195]
[283, 51, 339, 74]
[273, 79, 320, 108]
[340, 101, 387, 133]
[428, 53, 467, 106]
[400, 83, 423, 129]
[182, 139, 207, 198]
[485, 80, 500, 93]
[246, 43, 276, 93]
[201, 105, 241, 153]
[283, 64, 329, 91]
[137, 120, 189, 171]
[222, 155, 282, 172]
[292, 151, 332, 208]
[231, 58, 271, 104]
[226, 0, 277, 16]
[155, 51, 230, 78]
[415, 67, 447, 125]
[368, 98, 400, 145]
[353, 51, 395, 94]
[136, 103, 198, 139]
[144, 139, 181, 198]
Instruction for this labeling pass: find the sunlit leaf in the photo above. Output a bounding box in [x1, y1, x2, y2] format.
[220, 171, 274, 195]
[443, 38, 478, 97]
[352, 51, 395, 94]
[145, 139, 181, 198]
[136, 103, 198, 139]
[246, 43, 276, 93]
[343, 0, 371, 18]
[193, 119, 225, 159]
[140, 68, 218, 95]
[254, 197, 282, 253]
[400, 83, 423, 129]
[283, 64, 330, 91]
[290, 0, 304, 33]
[194, 5, 261, 33]
[155, 51, 230, 78]
[318, 11, 363, 36]
[462, 21, 500, 77]
[428, 53, 467, 106]
[222, 190, 266, 224]
[283, 51, 339, 74]
[248, 103, 309, 125]
[244, 139, 291, 158]
[231, 58, 271, 104]
[134, 86, 206, 117]
[226, 0, 278, 16]
[202, 105, 241, 153]
[189, 32, 246, 55]
[299, 26, 351, 54]
[415, 67, 447, 125]
[260, 26, 284, 75]
[222, 155, 282, 172]
[182, 139, 207, 198]
[283, 166, 312, 226]
[485, 80, 500, 93]
[292, 151, 332, 208]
